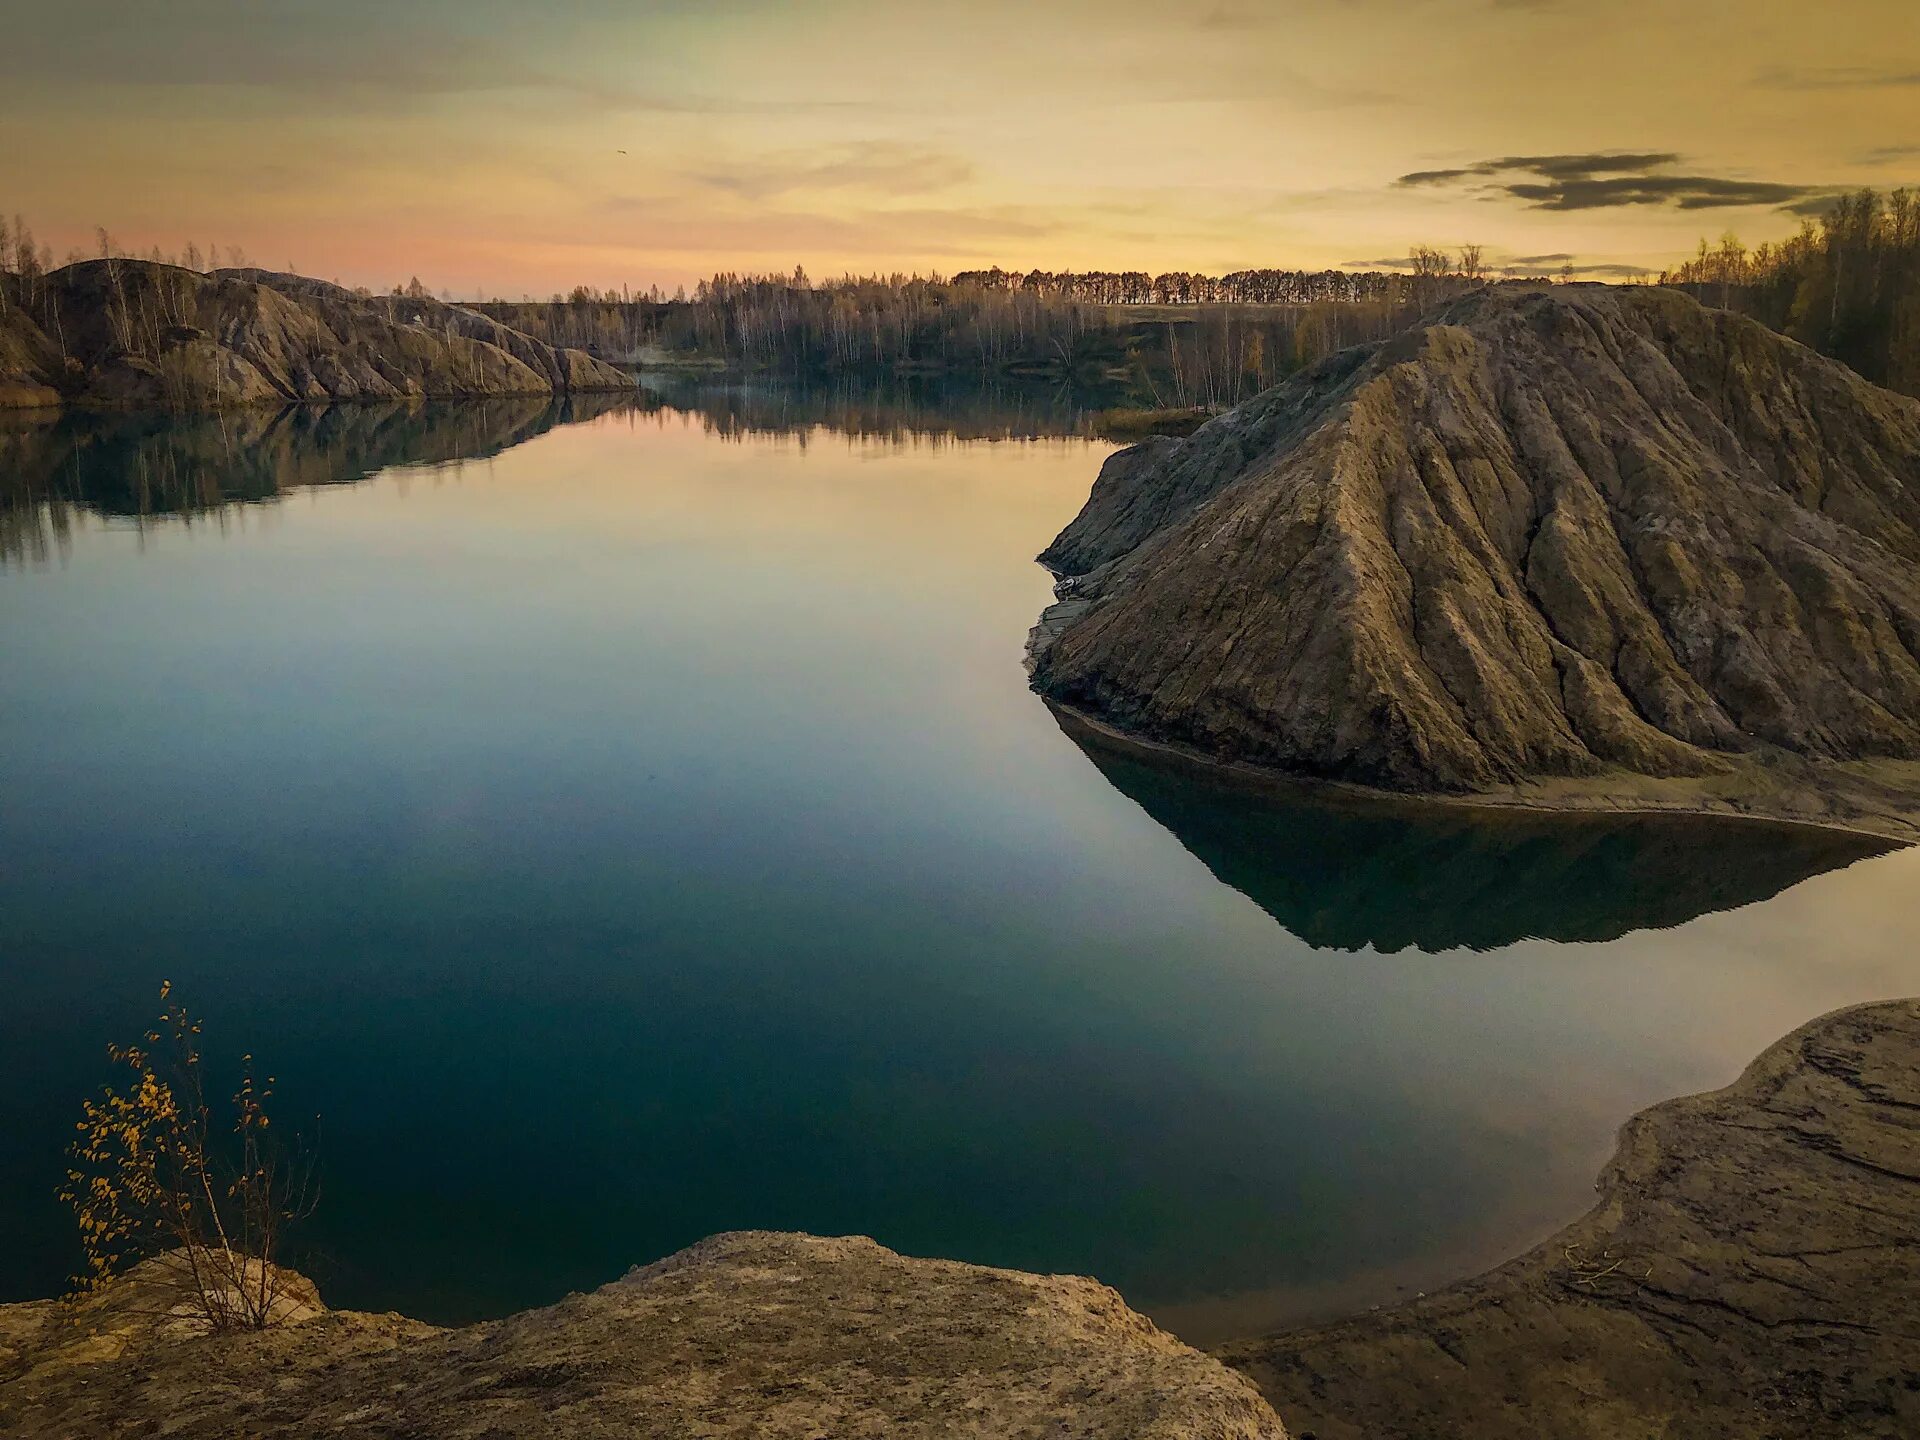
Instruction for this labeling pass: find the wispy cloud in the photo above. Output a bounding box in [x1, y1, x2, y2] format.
[692, 143, 976, 202]
[1504, 260, 1657, 277]
[1756, 65, 1920, 90]
[1398, 152, 1830, 211]
[1346, 248, 1653, 278]
[591, 197, 1060, 258]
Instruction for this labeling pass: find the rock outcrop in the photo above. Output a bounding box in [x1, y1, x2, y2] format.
[0, 1232, 1285, 1439]
[0, 262, 633, 410]
[1031, 285, 1920, 826]
[1218, 997, 1920, 1440]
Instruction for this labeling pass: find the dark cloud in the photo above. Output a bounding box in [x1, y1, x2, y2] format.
[1397, 168, 1477, 186]
[1779, 192, 1859, 218]
[1399, 153, 1827, 212]
[1507, 175, 1817, 210]
[1487, 152, 1681, 180]
[1856, 144, 1920, 165]
[1756, 66, 1920, 90]
[1397, 153, 1679, 187]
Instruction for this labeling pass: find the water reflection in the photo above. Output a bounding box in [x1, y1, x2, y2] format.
[0, 395, 634, 564]
[0, 377, 1121, 566]
[634, 371, 1122, 446]
[1056, 708, 1896, 952]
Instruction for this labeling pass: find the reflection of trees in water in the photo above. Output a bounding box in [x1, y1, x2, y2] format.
[0, 378, 1113, 565]
[633, 372, 1120, 447]
[1057, 711, 1894, 953]
[0, 394, 635, 565]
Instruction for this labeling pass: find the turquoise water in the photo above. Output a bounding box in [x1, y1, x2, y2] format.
[4, 390, 1918, 1342]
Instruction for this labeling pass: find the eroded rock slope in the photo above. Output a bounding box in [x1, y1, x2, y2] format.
[0, 261, 632, 410]
[1031, 286, 1920, 800]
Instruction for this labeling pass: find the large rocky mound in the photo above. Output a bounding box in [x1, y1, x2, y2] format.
[0, 261, 632, 410]
[1031, 285, 1920, 820]
[1219, 997, 1920, 1440]
[0, 1232, 1285, 1439]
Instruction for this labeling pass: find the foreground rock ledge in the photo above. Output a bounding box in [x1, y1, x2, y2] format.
[0, 1232, 1284, 1439]
[1218, 998, 1920, 1440]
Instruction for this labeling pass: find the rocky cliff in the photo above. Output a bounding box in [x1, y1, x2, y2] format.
[1031, 286, 1920, 829]
[0, 1232, 1285, 1439]
[0, 262, 633, 410]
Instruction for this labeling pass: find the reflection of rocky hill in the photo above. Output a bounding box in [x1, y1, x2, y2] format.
[0, 395, 633, 562]
[1032, 286, 1920, 829]
[1058, 711, 1892, 952]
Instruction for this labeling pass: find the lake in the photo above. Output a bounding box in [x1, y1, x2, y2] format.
[4, 384, 1918, 1344]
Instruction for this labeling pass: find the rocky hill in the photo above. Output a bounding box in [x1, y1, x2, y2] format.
[0, 1232, 1284, 1439]
[1030, 285, 1920, 833]
[1221, 997, 1920, 1439]
[0, 262, 633, 410]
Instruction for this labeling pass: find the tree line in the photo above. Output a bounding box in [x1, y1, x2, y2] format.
[472, 260, 1493, 409]
[947, 266, 1413, 305]
[1662, 188, 1920, 396]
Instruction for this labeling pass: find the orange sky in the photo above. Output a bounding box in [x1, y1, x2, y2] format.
[2, 0, 1915, 295]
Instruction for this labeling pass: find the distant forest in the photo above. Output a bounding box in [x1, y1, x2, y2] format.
[477, 251, 1488, 410]
[1661, 189, 1920, 396]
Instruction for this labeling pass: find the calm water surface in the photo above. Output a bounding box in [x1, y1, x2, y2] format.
[4, 389, 1918, 1343]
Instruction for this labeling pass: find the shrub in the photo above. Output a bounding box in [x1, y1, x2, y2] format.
[61, 983, 316, 1329]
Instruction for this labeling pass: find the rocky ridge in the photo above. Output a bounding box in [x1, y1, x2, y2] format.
[1030, 285, 1920, 832]
[0, 261, 633, 410]
[0, 1232, 1285, 1439]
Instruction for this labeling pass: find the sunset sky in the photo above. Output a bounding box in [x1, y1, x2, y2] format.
[3, 0, 1915, 295]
